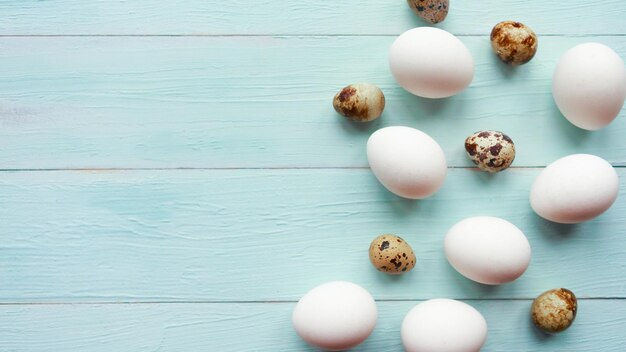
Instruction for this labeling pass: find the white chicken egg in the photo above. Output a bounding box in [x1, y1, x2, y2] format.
[445, 216, 531, 285]
[389, 27, 475, 98]
[367, 126, 447, 199]
[530, 154, 619, 224]
[292, 281, 377, 351]
[401, 298, 488, 352]
[552, 43, 626, 130]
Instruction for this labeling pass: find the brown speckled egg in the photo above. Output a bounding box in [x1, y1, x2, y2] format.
[369, 234, 416, 275]
[333, 83, 385, 122]
[407, 0, 449, 24]
[531, 288, 577, 333]
[464, 130, 515, 173]
[491, 21, 538, 65]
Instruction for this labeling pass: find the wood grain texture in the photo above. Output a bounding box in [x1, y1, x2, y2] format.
[2, 1, 626, 351]
[1, 36, 625, 169]
[1, 300, 625, 351]
[1, 169, 624, 302]
[1, 0, 625, 35]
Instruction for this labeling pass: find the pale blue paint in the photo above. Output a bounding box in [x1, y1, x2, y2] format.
[1, 169, 625, 302]
[0, 1, 625, 351]
[0, 36, 624, 168]
[0, 301, 625, 351]
[0, 0, 625, 35]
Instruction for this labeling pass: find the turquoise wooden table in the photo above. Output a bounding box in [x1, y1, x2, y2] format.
[1, 1, 625, 351]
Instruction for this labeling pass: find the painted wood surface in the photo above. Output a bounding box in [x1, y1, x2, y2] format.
[1, 0, 625, 35]
[1, 300, 625, 351]
[0, 36, 625, 169]
[1, 0, 625, 351]
[1, 169, 625, 302]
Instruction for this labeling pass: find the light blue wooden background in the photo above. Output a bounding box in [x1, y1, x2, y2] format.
[1, 1, 625, 351]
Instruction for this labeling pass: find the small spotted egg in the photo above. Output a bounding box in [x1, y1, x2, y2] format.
[406, 0, 449, 24]
[333, 83, 385, 122]
[368, 234, 416, 275]
[531, 288, 578, 333]
[464, 130, 516, 173]
[491, 21, 538, 65]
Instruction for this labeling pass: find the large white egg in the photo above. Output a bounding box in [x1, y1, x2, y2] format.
[531, 154, 619, 224]
[367, 126, 447, 199]
[389, 27, 475, 98]
[445, 216, 531, 285]
[401, 299, 488, 352]
[552, 43, 626, 130]
[292, 281, 377, 351]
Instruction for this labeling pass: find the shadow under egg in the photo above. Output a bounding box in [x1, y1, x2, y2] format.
[530, 210, 581, 241]
[335, 110, 383, 134]
[395, 87, 456, 118]
[442, 260, 505, 298]
[466, 167, 500, 184]
[491, 51, 520, 78]
[547, 95, 592, 144]
[528, 311, 554, 341]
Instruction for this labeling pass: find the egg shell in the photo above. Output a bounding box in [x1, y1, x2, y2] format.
[333, 83, 385, 122]
[530, 154, 619, 224]
[389, 27, 475, 98]
[552, 43, 626, 130]
[445, 216, 531, 285]
[464, 130, 516, 172]
[531, 288, 577, 333]
[367, 126, 447, 199]
[368, 234, 417, 275]
[490, 21, 538, 65]
[406, 0, 449, 24]
[401, 299, 488, 352]
[292, 281, 377, 351]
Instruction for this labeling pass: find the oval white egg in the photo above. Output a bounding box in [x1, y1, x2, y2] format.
[445, 216, 531, 285]
[389, 27, 475, 98]
[367, 126, 447, 199]
[292, 281, 377, 351]
[553, 42, 626, 130]
[401, 298, 488, 352]
[530, 154, 619, 224]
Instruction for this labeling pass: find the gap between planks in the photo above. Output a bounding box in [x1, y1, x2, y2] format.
[0, 34, 625, 38]
[0, 297, 623, 306]
[0, 166, 624, 172]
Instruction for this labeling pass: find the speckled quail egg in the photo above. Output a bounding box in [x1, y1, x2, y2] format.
[464, 131, 516, 172]
[491, 21, 538, 65]
[407, 0, 449, 24]
[333, 83, 385, 122]
[531, 288, 577, 333]
[369, 234, 416, 275]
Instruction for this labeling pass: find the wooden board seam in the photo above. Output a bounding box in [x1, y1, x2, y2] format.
[1, 166, 624, 172]
[0, 297, 623, 306]
[1, 34, 626, 38]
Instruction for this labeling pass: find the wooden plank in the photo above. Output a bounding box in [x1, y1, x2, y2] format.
[0, 300, 624, 351]
[0, 36, 625, 169]
[1, 1, 625, 35]
[1, 169, 624, 302]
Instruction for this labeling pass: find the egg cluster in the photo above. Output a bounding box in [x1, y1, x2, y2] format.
[293, 2, 624, 351]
